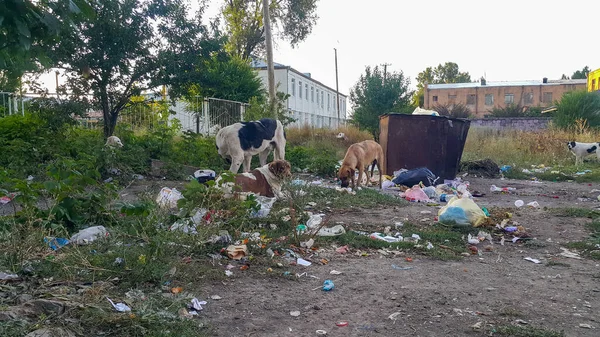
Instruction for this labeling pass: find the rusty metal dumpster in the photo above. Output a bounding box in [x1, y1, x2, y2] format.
[379, 114, 470, 181]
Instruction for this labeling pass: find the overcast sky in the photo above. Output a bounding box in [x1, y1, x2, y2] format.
[43, 0, 597, 103]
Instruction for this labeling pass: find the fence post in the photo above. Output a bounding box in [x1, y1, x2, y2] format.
[202, 98, 210, 135]
[240, 104, 245, 122]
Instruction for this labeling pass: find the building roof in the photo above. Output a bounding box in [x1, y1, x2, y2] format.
[250, 57, 347, 97]
[427, 79, 587, 90]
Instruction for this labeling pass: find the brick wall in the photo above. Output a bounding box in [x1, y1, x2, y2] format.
[469, 117, 552, 131]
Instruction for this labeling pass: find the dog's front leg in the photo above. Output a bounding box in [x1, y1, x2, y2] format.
[229, 158, 243, 174]
[356, 167, 364, 189]
[242, 156, 252, 173]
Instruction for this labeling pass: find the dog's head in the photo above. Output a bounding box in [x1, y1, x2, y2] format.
[338, 165, 355, 188]
[567, 141, 577, 150]
[268, 160, 292, 179]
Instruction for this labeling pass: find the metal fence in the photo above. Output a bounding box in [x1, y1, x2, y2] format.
[0, 92, 26, 116]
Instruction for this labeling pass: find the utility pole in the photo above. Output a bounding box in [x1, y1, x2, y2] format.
[262, 0, 275, 114]
[334, 48, 340, 123]
[381, 63, 391, 85]
[55, 70, 60, 99]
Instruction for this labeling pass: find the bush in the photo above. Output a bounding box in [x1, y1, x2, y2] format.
[433, 103, 471, 118]
[553, 90, 600, 128]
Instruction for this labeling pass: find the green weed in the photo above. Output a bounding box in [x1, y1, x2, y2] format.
[494, 325, 564, 337]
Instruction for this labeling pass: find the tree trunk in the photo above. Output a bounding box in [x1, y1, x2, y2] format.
[100, 89, 112, 138]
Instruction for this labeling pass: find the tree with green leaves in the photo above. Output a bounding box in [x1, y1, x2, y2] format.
[48, 0, 219, 138]
[0, 0, 94, 92]
[413, 62, 471, 107]
[572, 66, 590, 79]
[221, 0, 319, 59]
[350, 65, 413, 138]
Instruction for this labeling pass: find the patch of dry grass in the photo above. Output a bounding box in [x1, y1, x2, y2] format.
[463, 120, 600, 167]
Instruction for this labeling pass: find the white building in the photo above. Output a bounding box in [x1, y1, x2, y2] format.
[251, 58, 347, 128]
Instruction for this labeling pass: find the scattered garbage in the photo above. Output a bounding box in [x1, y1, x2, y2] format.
[490, 185, 516, 193]
[226, 245, 248, 260]
[107, 297, 131, 312]
[388, 312, 402, 321]
[316, 330, 328, 335]
[250, 196, 277, 218]
[322, 280, 335, 291]
[579, 324, 593, 329]
[382, 180, 396, 190]
[156, 187, 184, 209]
[369, 232, 402, 243]
[527, 201, 540, 208]
[391, 264, 413, 270]
[336, 245, 349, 254]
[307, 214, 324, 229]
[44, 237, 69, 250]
[401, 185, 432, 202]
[559, 248, 582, 259]
[438, 196, 487, 227]
[70, 226, 108, 245]
[290, 310, 301, 317]
[514, 200, 524, 207]
[500, 165, 512, 172]
[336, 321, 349, 327]
[317, 225, 346, 236]
[422, 186, 437, 199]
[193, 169, 216, 184]
[524, 257, 541, 264]
[225, 270, 233, 277]
[190, 298, 207, 311]
[392, 168, 438, 187]
[0, 271, 19, 280]
[297, 258, 312, 266]
[301, 238, 314, 249]
[330, 270, 343, 275]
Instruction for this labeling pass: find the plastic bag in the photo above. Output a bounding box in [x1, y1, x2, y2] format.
[403, 186, 431, 202]
[250, 196, 276, 218]
[438, 196, 487, 227]
[422, 186, 437, 199]
[392, 168, 437, 187]
[70, 226, 109, 245]
[156, 187, 184, 209]
[193, 170, 216, 184]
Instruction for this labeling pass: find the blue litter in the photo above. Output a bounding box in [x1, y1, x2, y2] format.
[500, 165, 512, 173]
[323, 280, 335, 291]
[44, 237, 69, 251]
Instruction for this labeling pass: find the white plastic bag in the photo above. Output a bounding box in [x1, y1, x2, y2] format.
[70, 226, 109, 245]
[156, 187, 184, 209]
[250, 196, 276, 218]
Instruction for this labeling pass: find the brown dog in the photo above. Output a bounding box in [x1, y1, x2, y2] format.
[338, 140, 384, 189]
[217, 160, 292, 199]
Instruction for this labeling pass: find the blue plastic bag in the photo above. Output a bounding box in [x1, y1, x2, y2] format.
[323, 280, 335, 291]
[438, 207, 470, 227]
[392, 168, 437, 187]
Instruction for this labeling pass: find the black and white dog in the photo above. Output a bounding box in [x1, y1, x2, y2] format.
[216, 118, 286, 173]
[567, 141, 600, 165]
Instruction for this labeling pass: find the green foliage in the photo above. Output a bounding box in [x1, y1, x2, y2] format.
[432, 103, 471, 118]
[168, 131, 224, 171]
[222, 0, 319, 59]
[488, 103, 527, 117]
[553, 90, 600, 128]
[350, 65, 413, 138]
[572, 66, 590, 79]
[286, 145, 339, 176]
[414, 62, 472, 107]
[243, 92, 295, 126]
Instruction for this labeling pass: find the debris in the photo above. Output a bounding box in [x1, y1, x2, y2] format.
[322, 280, 334, 291]
[336, 321, 349, 327]
[370, 232, 402, 243]
[579, 324, 592, 329]
[317, 225, 346, 236]
[336, 245, 349, 254]
[515, 319, 528, 325]
[559, 248, 582, 259]
[44, 237, 69, 250]
[392, 167, 438, 187]
[527, 201, 540, 208]
[70, 226, 108, 245]
[426, 242, 434, 250]
[193, 169, 216, 184]
[471, 322, 483, 330]
[524, 257, 541, 264]
[467, 234, 480, 245]
[490, 185, 516, 193]
[514, 200, 524, 208]
[330, 270, 343, 275]
[171, 287, 183, 294]
[391, 264, 413, 270]
[250, 196, 277, 218]
[226, 245, 248, 260]
[225, 270, 233, 277]
[388, 312, 401, 321]
[107, 297, 131, 312]
[190, 298, 207, 311]
[290, 310, 301, 317]
[297, 258, 312, 266]
[156, 187, 184, 209]
[0, 271, 19, 281]
[316, 330, 327, 335]
[301, 238, 315, 249]
[438, 196, 487, 227]
[401, 185, 432, 202]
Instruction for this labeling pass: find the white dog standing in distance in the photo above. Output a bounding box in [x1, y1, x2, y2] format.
[105, 136, 124, 148]
[567, 141, 600, 165]
[216, 118, 286, 173]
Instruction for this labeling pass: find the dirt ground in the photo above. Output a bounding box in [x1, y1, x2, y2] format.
[194, 177, 600, 337]
[3, 176, 600, 336]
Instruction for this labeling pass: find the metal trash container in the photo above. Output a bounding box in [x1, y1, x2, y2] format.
[379, 114, 471, 181]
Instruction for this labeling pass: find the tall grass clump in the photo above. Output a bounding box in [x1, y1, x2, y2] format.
[553, 90, 600, 128]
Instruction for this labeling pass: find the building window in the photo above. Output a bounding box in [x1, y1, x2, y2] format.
[485, 94, 494, 106]
[311, 86, 314, 102]
[448, 94, 457, 101]
[504, 94, 514, 104]
[542, 92, 553, 103]
[327, 93, 330, 110]
[433, 96, 438, 102]
[305, 84, 308, 101]
[299, 81, 302, 98]
[291, 78, 295, 96]
[316, 89, 319, 105]
[467, 94, 476, 105]
[321, 91, 324, 108]
[524, 92, 533, 104]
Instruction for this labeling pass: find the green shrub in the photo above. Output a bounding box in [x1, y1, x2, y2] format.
[553, 90, 600, 128]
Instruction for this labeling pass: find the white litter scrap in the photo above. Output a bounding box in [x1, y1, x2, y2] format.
[329, 270, 343, 275]
[190, 298, 207, 311]
[559, 248, 582, 259]
[524, 257, 541, 264]
[107, 297, 131, 312]
[156, 187, 184, 209]
[70, 226, 108, 245]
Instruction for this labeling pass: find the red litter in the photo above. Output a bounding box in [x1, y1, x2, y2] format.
[336, 321, 349, 327]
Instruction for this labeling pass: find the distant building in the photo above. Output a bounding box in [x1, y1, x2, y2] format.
[424, 78, 587, 117]
[251, 58, 347, 128]
[588, 68, 600, 92]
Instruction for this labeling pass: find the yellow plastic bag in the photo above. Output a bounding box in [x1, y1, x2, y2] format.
[438, 196, 487, 227]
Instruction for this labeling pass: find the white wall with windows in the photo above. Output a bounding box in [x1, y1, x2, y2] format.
[254, 65, 347, 129]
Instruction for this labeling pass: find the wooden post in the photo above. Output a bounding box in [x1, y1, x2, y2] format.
[262, 0, 275, 114]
